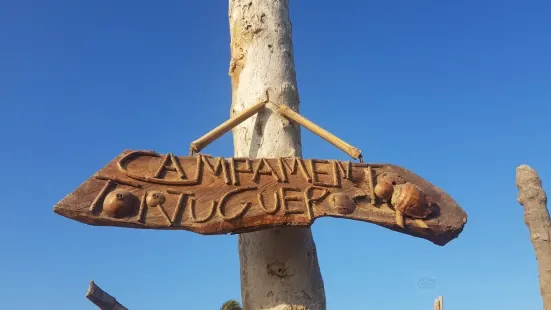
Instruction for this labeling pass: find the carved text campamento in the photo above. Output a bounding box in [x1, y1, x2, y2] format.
[84, 151, 377, 226]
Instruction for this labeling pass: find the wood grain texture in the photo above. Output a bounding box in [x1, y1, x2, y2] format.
[53, 150, 467, 246]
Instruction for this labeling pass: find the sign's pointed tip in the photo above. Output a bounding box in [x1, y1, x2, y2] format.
[53, 204, 62, 214]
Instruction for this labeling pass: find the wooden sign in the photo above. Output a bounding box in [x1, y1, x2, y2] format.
[53, 150, 467, 246]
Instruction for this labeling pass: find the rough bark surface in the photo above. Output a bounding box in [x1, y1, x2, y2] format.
[86, 281, 128, 310]
[516, 165, 551, 310]
[228, 1, 326, 309]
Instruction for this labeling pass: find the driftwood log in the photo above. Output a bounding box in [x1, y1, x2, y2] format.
[54, 150, 467, 246]
[86, 281, 128, 310]
[516, 165, 551, 309]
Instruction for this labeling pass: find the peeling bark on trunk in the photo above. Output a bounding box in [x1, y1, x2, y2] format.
[86, 281, 128, 310]
[228, 1, 326, 309]
[516, 165, 551, 310]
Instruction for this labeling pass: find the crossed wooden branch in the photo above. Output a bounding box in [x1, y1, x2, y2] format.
[189, 93, 363, 161]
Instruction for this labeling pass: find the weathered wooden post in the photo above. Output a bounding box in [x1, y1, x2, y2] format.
[53, 1, 468, 309]
[227, 1, 326, 307]
[516, 165, 551, 309]
[433, 296, 443, 310]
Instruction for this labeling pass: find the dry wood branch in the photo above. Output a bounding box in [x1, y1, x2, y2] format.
[86, 281, 128, 310]
[270, 102, 362, 160]
[516, 165, 551, 310]
[190, 95, 269, 154]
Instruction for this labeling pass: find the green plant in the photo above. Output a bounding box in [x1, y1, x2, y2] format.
[220, 299, 242, 310]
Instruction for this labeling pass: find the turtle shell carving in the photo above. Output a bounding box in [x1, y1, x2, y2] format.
[391, 183, 433, 219]
[374, 172, 406, 201]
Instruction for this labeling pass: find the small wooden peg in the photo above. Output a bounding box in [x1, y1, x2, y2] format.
[415, 219, 429, 229]
[395, 210, 405, 228]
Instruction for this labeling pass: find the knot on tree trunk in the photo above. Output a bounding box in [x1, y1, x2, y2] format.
[267, 262, 292, 278]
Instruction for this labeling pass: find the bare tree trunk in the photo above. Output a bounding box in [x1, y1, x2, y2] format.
[516, 165, 551, 310]
[86, 281, 128, 310]
[228, 1, 326, 309]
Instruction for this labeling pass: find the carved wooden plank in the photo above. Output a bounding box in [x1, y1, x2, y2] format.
[53, 150, 467, 246]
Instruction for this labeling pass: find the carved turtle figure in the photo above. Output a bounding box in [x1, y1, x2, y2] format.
[374, 172, 406, 201]
[373, 172, 433, 227]
[391, 183, 433, 219]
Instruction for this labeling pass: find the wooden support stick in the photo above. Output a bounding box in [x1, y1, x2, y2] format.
[190, 95, 269, 154]
[271, 102, 362, 160]
[86, 281, 128, 310]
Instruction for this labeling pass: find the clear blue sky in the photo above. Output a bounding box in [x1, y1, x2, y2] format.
[1, 1, 550, 309]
